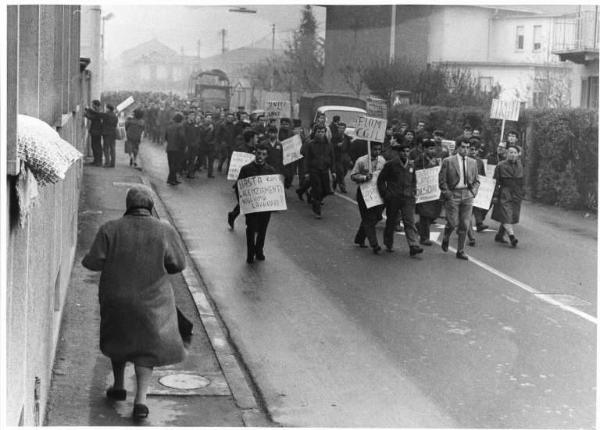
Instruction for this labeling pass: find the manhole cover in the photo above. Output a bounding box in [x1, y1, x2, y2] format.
[159, 374, 210, 390]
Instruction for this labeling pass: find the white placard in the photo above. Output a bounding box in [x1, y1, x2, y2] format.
[359, 170, 384, 208]
[415, 166, 441, 204]
[281, 134, 303, 165]
[227, 151, 255, 180]
[265, 100, 291, 119]
[238, 174, 287, 214]
[490, 99, 520, 121]
[473, 175, 496, 210]
[354, 116, 387, 143]
[116, 96, 134, 112]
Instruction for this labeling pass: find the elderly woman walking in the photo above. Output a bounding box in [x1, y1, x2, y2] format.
[491, 145, 524, 247]
[82, 185, 187, 420]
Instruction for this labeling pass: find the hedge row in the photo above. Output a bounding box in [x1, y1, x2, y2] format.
[389, 105, 598, 211]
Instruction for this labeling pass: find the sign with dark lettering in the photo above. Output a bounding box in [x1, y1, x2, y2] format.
[473, 175, 496, 210]
[359, 170, 384, 208]
[416, 166, 441, 203]
[490, 99, 520, 121]
[227, 151, 255, 180]
[354, 116, 387, 143]
[281, 134, 303, 165]
[238, 174, 287, 214]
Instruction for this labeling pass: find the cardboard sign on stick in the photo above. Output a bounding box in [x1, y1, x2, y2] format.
[281, 134, 303, 165]
[415, 166, 442, 204]
[227, 151, 255, 180]
[354, 116, 387, 143]
[360, 170, 384, 208]
[473, 175, 496, 210]
[238, 174, 287, 214]
[116, 96, 134, 112]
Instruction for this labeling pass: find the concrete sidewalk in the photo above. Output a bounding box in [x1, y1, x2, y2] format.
[45, 141, 271, 426]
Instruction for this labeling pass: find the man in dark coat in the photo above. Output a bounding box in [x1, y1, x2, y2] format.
[165, 113, 186, 185]
[264, 126, 285, 175]
[331, 122, 352, 193]
[101, 104, 119, 167]
[377, 142, 423, 256]
[201, 113, 217, 178]
[237, 143, 277, 263]
[84, 99, 104, 166]
[302, 125, 336, 219]
[82, 185, 186, 419]
[491, 145, 524, 247]
[414, 139, 442, 246]
[217, 112, 238, 173]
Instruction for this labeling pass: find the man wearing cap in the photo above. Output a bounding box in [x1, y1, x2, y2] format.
[332, 122, 351, 193]
[438, 138, 480, 260]
[377, 142, 423, 256]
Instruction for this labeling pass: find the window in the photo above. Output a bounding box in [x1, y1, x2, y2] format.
[516, 25, 524, 50]
[478, 76, 493, 92]
[533, 25, 542, 51]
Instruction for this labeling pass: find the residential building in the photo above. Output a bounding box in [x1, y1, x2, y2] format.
[6, 5, 89, 426]
[323, 5, 596, 108]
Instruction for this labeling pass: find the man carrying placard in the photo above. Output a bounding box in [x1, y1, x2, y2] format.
[350, 141, 386, 254]
[237, 143, 277, 264]
[377, 142, 423, 256]
[414, 139, 442, 246]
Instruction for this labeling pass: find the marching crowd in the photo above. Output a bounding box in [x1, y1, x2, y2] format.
[85, 93, 524, 265]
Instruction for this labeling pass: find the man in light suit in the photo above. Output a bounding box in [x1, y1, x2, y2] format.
[438, 139, 480, 260]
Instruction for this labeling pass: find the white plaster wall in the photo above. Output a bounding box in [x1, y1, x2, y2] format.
[489, 16, 557, 64]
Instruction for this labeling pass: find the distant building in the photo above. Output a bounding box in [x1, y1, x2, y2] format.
[323, 5, 598, 108]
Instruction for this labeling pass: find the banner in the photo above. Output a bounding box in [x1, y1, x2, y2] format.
[490, 99, 520, 121]
[238, 174, 287, 215]
[441, 139, 456, 154]
[227, 151, 255, 180]
[116, 96, 134, 112]
[281, 134, 303, 165]
[473, 175, 496, 210]
[359, 170, 384, 208]
[354, 116, 387, 143]
[415, 166, 441, 204]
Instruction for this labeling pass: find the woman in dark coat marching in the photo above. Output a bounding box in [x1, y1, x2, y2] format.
[414, 139, 442, 246]
[82, 185, 187, 420]
[491, 145, 524, 247]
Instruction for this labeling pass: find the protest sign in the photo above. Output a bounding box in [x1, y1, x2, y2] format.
[415, 166, 441, 204]
[441, 139, 456, 154]
[265, 100, 291, 119]
[485, 161, 496, 179]
[227, 151, 255, 180]
[473, 175, 496, 210]
[490, 99, 520, 121]
[281, 134, 303, 165]
[359, 170, 384, 208]
[116, 96, 134, 112]
[238, 174, 287, 215]
[366, 96, 388, 119]
[354, 116, 387, 143]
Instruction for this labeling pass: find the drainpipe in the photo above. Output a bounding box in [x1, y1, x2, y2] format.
[389, 4, 396, 64]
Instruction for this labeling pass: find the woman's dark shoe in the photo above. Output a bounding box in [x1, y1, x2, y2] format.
[372, 245, 382, 255]
[133, 403, 149, 420]
[509, 235, 518, 247]
[106, 387, 127, 401]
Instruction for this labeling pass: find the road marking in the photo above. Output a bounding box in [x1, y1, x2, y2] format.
[333, 192, 597, 325]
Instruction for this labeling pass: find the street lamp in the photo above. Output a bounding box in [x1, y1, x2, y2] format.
[101, 12, 115, 94]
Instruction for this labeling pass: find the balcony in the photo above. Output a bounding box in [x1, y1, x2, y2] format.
[552, 8, 599, 64]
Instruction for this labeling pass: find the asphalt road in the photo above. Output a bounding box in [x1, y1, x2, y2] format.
[140, 140, 596, 428]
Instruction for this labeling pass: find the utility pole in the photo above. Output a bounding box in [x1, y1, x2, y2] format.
[220, 28, 227, 54]
[270, 24, 276, 91]
[272, 23, 276, 51]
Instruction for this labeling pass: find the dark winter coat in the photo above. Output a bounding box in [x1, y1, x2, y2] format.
[414, 154, 442, 218]
[491, 159, 524, 224]
[377, 157, 417, 200]
[303, 137, 336, 172]
[82, 189, 186, 367]
[165, 122, 186, 152]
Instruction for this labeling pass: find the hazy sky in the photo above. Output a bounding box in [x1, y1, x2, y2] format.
[102, 4, 327, 60]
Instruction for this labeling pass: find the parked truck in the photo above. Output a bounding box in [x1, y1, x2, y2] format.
[188, 69, 231, 112]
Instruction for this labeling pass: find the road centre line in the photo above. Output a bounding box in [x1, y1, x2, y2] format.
[331, 192, 598, 325]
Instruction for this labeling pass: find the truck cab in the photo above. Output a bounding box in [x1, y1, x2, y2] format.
[298, 93, 367, 138]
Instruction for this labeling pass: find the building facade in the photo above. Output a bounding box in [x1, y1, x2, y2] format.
[6, 5, 89, 426]
[323, 5, 597, 108]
